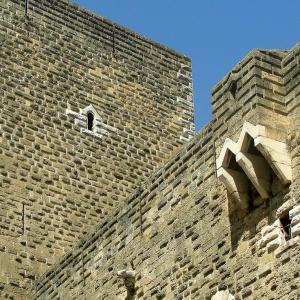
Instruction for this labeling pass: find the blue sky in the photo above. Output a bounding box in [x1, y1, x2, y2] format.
[73, 0, 300, 131]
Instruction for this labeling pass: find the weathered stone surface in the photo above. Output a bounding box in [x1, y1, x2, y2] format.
[217, 122, 292, 211]
[1, 0, 300, 300]
[0, 0, 194, 297]
[211, 290, 235, 300]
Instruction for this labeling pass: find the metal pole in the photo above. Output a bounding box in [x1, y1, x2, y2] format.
[22, 203, 25, 235]
[25, 0, 29, 16]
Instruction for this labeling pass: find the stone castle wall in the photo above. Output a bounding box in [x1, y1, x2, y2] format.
[0, 0, 194, 298]
[33, 42, 300, 300]
[1, 0, 300, 299]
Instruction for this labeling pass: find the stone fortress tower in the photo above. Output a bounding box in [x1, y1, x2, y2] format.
[0, 0, 299, 299]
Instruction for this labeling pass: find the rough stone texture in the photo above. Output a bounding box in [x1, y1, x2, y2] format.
[1, 1, 300, 300]
[216, 121, 292, 212]
[32, 42, 300, 300]
[0, 0, 194, 298]
[211, 290, 235, 300]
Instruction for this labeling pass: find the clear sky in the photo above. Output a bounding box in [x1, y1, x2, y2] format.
[73, 0, 300, 131]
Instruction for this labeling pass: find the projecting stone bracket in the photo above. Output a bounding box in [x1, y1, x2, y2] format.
[211, 290, 235, 300]
[117, 269, 136, 299]
[217, 167, 250, 212]
[216, 122, 292, 212]
[254, 136, 292, 185]
[66, 104, 117, 139]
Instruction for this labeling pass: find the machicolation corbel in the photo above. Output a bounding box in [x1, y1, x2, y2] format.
[216, 122, 292, 212]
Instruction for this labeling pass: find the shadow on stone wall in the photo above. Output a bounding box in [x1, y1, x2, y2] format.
[228, 188, 290, 251]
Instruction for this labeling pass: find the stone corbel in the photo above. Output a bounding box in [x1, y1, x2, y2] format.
[216, 139, 250, 212]
[235, 152, 271, 199]
[217, 167, 250, 212]
[117, 269, 136, 299]
[211, 290, 235, 300]
[254, 136, 292, 185]
[216, 122, 292, 211]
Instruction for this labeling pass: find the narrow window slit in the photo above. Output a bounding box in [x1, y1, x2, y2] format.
[87, 112, 94, 131]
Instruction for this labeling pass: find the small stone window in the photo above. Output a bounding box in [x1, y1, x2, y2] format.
[66, 104, 117, 139]
[280, 213, 292, 241]
[87, 111, 94, 131]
